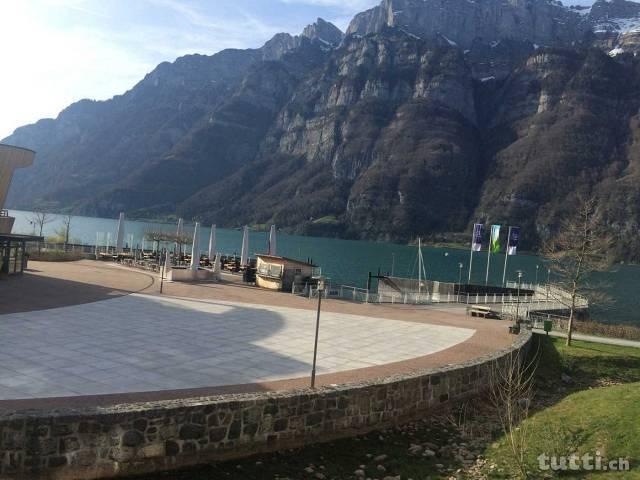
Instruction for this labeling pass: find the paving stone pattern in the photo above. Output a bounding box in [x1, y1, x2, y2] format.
[0, 294, 474, 399]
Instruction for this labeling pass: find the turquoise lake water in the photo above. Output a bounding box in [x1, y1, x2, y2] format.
[9, 209, 639, 325]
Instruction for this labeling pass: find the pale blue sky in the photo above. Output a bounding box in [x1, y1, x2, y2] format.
[0, 0, 378, 139]
[0, 0, 596, 139]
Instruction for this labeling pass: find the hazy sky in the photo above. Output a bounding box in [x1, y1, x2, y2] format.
[0, 0, 597, 140]
[0, 0, 379, 139]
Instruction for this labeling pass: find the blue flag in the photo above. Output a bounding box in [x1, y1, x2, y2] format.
[507, 227, 520, 255]
[472, 224, 484, 252]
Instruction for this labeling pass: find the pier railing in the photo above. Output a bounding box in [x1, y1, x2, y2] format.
[296, 281, 585, 322]
[297, 283, 536, 306]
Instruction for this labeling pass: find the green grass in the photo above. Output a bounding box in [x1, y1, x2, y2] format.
[312, 215, 340, 225]
[249, 223, 270, 232]
[536, 336, 640, 386]
[485, 383, 640, 479]
[484, 336, 640, 478]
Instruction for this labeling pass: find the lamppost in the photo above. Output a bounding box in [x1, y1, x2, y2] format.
[546, 268, 551, 299]
[535, 264, 539, 286]
[310, 277, 325, 389]
[160, 248, 166, 294]
[515, 270, 524, 326]
[391, 253, 395, 277]
[457, 262, 463, 302]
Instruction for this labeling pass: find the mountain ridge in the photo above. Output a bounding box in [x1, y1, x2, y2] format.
[5, 1, 640, 258]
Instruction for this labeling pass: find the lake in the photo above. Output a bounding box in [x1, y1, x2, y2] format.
[9, 209, 639, 325]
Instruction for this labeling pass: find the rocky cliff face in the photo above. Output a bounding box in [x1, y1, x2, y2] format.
[5, 3, 640, 257]
[347, 0, 588, 49]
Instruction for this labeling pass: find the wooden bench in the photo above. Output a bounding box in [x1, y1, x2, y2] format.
[466, 305, 501, 319]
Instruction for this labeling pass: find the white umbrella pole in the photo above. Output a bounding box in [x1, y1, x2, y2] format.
[240, 225, 249, 266]
[269, 225, 277, 256]
[190, 222, 201, 271]
[208, 224, 216, 262]
[115, 212, 125, 253]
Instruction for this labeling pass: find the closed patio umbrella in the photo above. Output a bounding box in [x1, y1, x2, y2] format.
[115, 212, 125, 254]
[268, 224, 277, 256]
[190, 222, 201, 271]
[240, 225, 249, 266]
[175, 218, 184, 259]
[164, 247, 172, 274]
[208, 224, 216, 263]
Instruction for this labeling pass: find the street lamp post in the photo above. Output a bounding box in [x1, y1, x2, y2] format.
[515, 270, 524, 326]
[546, 268, 551, 299]
[535, 264, 539, 286]
[160, 248, 166, 294]
[391, 253, 395, 277]
[310, 277, 325, 389]
[457, 262, 463, 302]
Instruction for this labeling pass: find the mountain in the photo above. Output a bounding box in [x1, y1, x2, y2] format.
[4, 2, 640, 258]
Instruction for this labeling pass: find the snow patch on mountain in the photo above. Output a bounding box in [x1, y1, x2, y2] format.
[594, 16, 640, 33]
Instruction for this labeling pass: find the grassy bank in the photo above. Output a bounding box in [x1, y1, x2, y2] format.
[484, 337, 640, 478]
[571, 320, 640, 341]
[486, 383, 640, 479]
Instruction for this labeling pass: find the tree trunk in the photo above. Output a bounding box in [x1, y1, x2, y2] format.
[566, 290, 577, 346]
[38, 224, 43, 254]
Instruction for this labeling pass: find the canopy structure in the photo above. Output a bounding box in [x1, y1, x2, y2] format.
[268, 225, 277, 256]
[0, 233, 42, 275]
[240, 225, 249, 266]
[190, 222, 200, 271]
[208, 224, 216, 260]
[115, 212, 125, 253]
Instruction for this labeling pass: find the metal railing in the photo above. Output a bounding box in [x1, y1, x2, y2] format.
[293, 282, 537, 306]
[293, 280, 587, 322]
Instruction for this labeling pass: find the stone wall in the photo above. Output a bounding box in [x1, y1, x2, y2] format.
[0, 331, 531, 480]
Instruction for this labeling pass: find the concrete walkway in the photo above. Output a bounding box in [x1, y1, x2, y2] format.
[0, 260, 519, 408]
[533, 329, 640, 348]
[0, 293, 475, 400]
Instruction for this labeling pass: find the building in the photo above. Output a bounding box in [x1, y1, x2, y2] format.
[0, 144, 42, 275]
[255, 254, 319, 291]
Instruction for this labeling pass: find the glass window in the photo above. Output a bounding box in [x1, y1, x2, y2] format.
[258, 262, 283, 278]
[14, 245, 23, 273]
[9, 245, 16, 274]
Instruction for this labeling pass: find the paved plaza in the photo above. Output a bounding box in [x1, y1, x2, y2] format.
[0, 293, 475, 400]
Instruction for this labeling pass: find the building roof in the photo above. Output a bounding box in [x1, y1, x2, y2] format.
[0, 233, 43, 242]
[256, 254, 317, 267]
[0, 143, 36, 154]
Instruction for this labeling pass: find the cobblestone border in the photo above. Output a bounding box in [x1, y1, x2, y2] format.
[0, 331, 532, 479]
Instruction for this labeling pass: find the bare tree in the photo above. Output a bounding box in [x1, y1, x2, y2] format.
[29, 211, 54, 237]
[29, 212, 54, 253]
[144, 230, 191, 256]
[489, 350, 538, 479]
[55, 215, 73, 249]
[543, 197, 612, 346]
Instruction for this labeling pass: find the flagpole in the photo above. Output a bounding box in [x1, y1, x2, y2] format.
[418, 237, 422, 295]
[468, 245, 474, 284]
[502, 226, 512, 287]
[485, 245, 491, 286]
